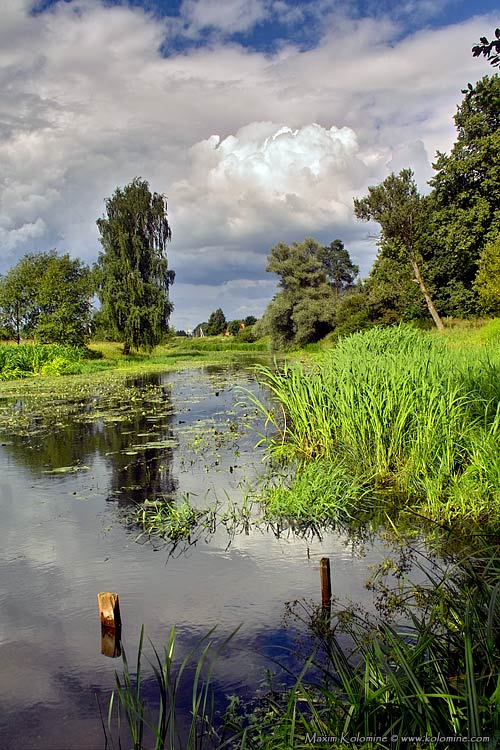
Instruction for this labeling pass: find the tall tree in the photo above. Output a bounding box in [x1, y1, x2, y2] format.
[425, 75, 500, 316]
[95, 178, 174, 353]
[263, 237, 356, 346]
[0, 253, 43, 343]
[354, 169, 444, 330]
[206, 308, 226, 335]
[474, 234, 500, 314]
[227, 320, 241, 336]
[318, 239, 359, 298]
[0, 251, 93, 345]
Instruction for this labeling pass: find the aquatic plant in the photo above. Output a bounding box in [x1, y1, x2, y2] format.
[101, 538, 500, 749]
[103, 625, 241, 750]
[134, 496, 213, 544]
[249, 325, 500, 527]
[0, 343, 84, 380]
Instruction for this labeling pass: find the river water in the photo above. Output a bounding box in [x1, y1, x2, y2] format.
[0, 363, 400, 749]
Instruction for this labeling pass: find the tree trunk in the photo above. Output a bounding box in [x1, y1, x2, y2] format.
[123, 342, 131, 355]
[409, 255, 444, 331]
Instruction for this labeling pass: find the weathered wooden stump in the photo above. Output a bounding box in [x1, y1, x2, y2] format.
[98, 592, 122, 658]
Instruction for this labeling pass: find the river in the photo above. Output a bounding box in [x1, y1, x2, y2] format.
[0, 363, 399, 749]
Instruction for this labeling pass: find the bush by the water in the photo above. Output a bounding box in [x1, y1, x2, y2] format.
[0, 343, 85, 380]
[252, 325, 500, 527]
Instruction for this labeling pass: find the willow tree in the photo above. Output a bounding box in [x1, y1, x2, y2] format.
[95, 178, 175, 353]
[354, 169, 444, 331]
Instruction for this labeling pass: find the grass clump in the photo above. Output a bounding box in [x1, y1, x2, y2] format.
[261, 460, 372, 523]
[0, 343, 85, 380]
[103, 625, 240, 750]
[133, 497, 211, 544]
[102, 541, 500, 749]
[250, 325, 500, 528]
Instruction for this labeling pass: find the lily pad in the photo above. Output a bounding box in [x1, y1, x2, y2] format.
[132, 438, 177, 449]
[43, 465, 89, 474]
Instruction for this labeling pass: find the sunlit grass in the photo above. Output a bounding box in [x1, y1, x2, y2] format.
[249, 324, 500, 528]
[0, 342, 85, 380]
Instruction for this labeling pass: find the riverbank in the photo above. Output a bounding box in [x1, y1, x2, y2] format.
[251, 321, 500, 532]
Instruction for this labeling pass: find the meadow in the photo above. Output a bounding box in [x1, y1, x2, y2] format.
[0, 336, 271, 382]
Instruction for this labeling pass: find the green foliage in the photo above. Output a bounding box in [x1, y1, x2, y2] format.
[365, 254, 427, 324]
[0, 251, 93, 345]
[263, 237, 358, 347]
[426, 75, 500, 316]
[236, 326, 258, 343]
[102, 545, 500, 749]
[95, 178, 175, 353]
[318, 239, 359, 297]
[91, 308, 116, 341]
[0, 343, 84, 380]
[473, 28, 500, 67]
[474, 234, 500, 313]
[256, 547, 500, 749]
[354, 169, 443, 329]
[134, 497, 207, 543]
[333, 286, 373, 338]
[249, 325, 500, 528]
[206, 308, 227, 336]
[104, 624, 240, 750]
[262, 459, 370, 522]
[170, 337, 268, 352]
[227, 320, 241, 336]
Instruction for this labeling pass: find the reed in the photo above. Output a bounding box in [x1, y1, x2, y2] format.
[103, 542, 500, 749]
[249, 325, 500, 526]
[103, 625, 242, 750]
[232, 540, 500, 749]
[0, 342, 84, 380]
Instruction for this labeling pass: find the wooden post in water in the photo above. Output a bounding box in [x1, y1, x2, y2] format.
[320, 558, 331, 604]
[98, 592, 121, 629]
[98, 592, 122, 658]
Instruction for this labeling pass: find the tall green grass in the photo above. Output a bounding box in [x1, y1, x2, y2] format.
[249, 325, 500, 527]
[170, 338, 269, 353]
[102, 625, 242, 750]
[0, 343, 85, 380]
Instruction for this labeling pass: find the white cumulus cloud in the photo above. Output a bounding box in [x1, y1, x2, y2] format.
[0, 0, 497, 327]
[173, 121, 376, 248]
[180, 0, 271, 34]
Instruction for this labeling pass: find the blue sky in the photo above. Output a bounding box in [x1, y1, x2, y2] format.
[1, 0, 499, 328]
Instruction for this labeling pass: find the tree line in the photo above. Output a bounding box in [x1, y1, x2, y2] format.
[259, 72, 500, 346]
[2, 68, 499, 352]
[0, 178, 175, 350]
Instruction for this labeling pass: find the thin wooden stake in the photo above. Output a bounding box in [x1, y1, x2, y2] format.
[320, 557, 331, 603]
[98, 592, 121, 629]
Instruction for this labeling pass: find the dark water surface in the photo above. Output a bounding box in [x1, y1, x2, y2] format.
[0, 364, 396, 749]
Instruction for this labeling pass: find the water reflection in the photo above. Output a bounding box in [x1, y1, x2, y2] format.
[0, 364, 403, 750]
[1, 372, 178, 506]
